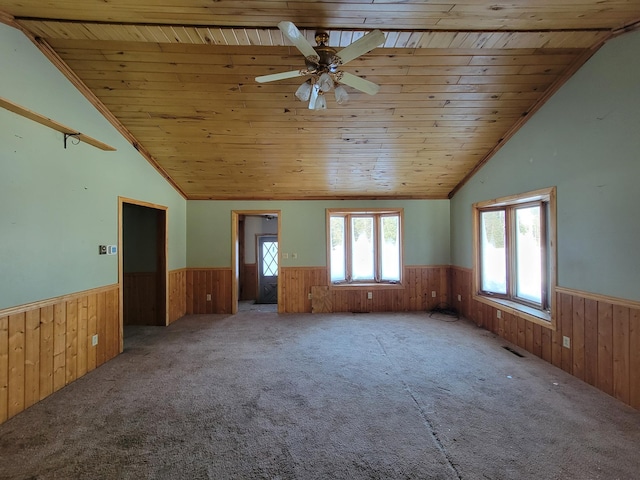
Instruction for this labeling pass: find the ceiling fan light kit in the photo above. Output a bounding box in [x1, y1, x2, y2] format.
[255, 21, 385, 109]
[334, 85, 349, 105]
[318, 72, 334, 92]
[295, 80, 313, 102]
[314, 91, 327, 110]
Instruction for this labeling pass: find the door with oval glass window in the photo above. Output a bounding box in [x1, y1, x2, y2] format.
[257, 235, 278, 304]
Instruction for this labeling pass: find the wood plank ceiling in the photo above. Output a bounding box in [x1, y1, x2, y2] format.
[1, 1, 639, 200]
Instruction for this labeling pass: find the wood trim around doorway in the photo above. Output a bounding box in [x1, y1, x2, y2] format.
[118, 197, 169, 348]
[231, 210, 282, 314]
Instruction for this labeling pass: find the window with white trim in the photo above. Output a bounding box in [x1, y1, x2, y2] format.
[328, 209, 403, 285]
[474, 188, 556, 318]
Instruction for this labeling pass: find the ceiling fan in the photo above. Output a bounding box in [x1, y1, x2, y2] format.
[255, 21, 386, 110]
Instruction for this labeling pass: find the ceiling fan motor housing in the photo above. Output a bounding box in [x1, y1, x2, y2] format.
[306, 31, 339, 73]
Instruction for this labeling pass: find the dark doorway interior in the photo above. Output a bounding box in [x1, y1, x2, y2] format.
[122, 203, 166, 326]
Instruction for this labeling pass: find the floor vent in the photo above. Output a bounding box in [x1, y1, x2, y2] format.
[503, 346, 525, 357]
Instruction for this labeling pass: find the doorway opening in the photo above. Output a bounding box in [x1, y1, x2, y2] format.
[119, 198, 168, 335]
[232, 211, 281, 314]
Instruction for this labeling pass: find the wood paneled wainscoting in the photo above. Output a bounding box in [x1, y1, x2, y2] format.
[281, 266, 450, 314]
[450, 266, 640, 410]
[186, 268, 232, 315]
[180, 266, 450, 315]
[170, 268, 234, 316]
[121, 269, 188, 326]
[240, 263, 258, 301]
[123, 272, 157, 326]
[0, 285, 120, 425]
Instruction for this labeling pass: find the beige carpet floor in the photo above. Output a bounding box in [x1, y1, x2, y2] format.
[1, 311, 639, 479]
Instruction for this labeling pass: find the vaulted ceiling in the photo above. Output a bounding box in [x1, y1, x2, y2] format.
[1, 1, 639, 199]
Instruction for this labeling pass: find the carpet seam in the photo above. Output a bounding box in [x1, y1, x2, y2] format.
[374, 334, 463, 480]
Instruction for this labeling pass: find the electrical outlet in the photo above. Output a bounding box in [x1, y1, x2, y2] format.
[367, 292, 373, 299]
[206, 294, 212, 301]
[563, 336, 571, 348]
[292, 253, 298, 259]
[458, 294, 462, 302]
[497, 310, 502, 319]
[308, 293, 312, 300]
[431, 290, 436, 298]
[92, 334, 98, 346]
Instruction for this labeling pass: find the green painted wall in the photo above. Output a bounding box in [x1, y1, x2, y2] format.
[8, 20, 637, 309]
[450, 30, 640, 302]
[0, 24, 187, 310]
[187, 200, 450, 268]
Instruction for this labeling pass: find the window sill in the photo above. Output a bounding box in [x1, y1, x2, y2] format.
[329, 282, 404, 290]
[473, 294, 555, 330]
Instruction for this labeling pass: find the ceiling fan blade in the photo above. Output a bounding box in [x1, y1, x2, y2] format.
[335, 29, 385, 66]
[278, 21, 319, 61]
[255, 70, 307, 83]
[338, 72, 380, 95]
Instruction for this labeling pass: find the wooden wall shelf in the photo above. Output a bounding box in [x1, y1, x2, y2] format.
[0, 96, 116, 151]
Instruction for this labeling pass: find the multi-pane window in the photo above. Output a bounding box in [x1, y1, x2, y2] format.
[475, 188, 556, 314]
[328, 210, 402, 284]
[261, 241, 278, 276]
